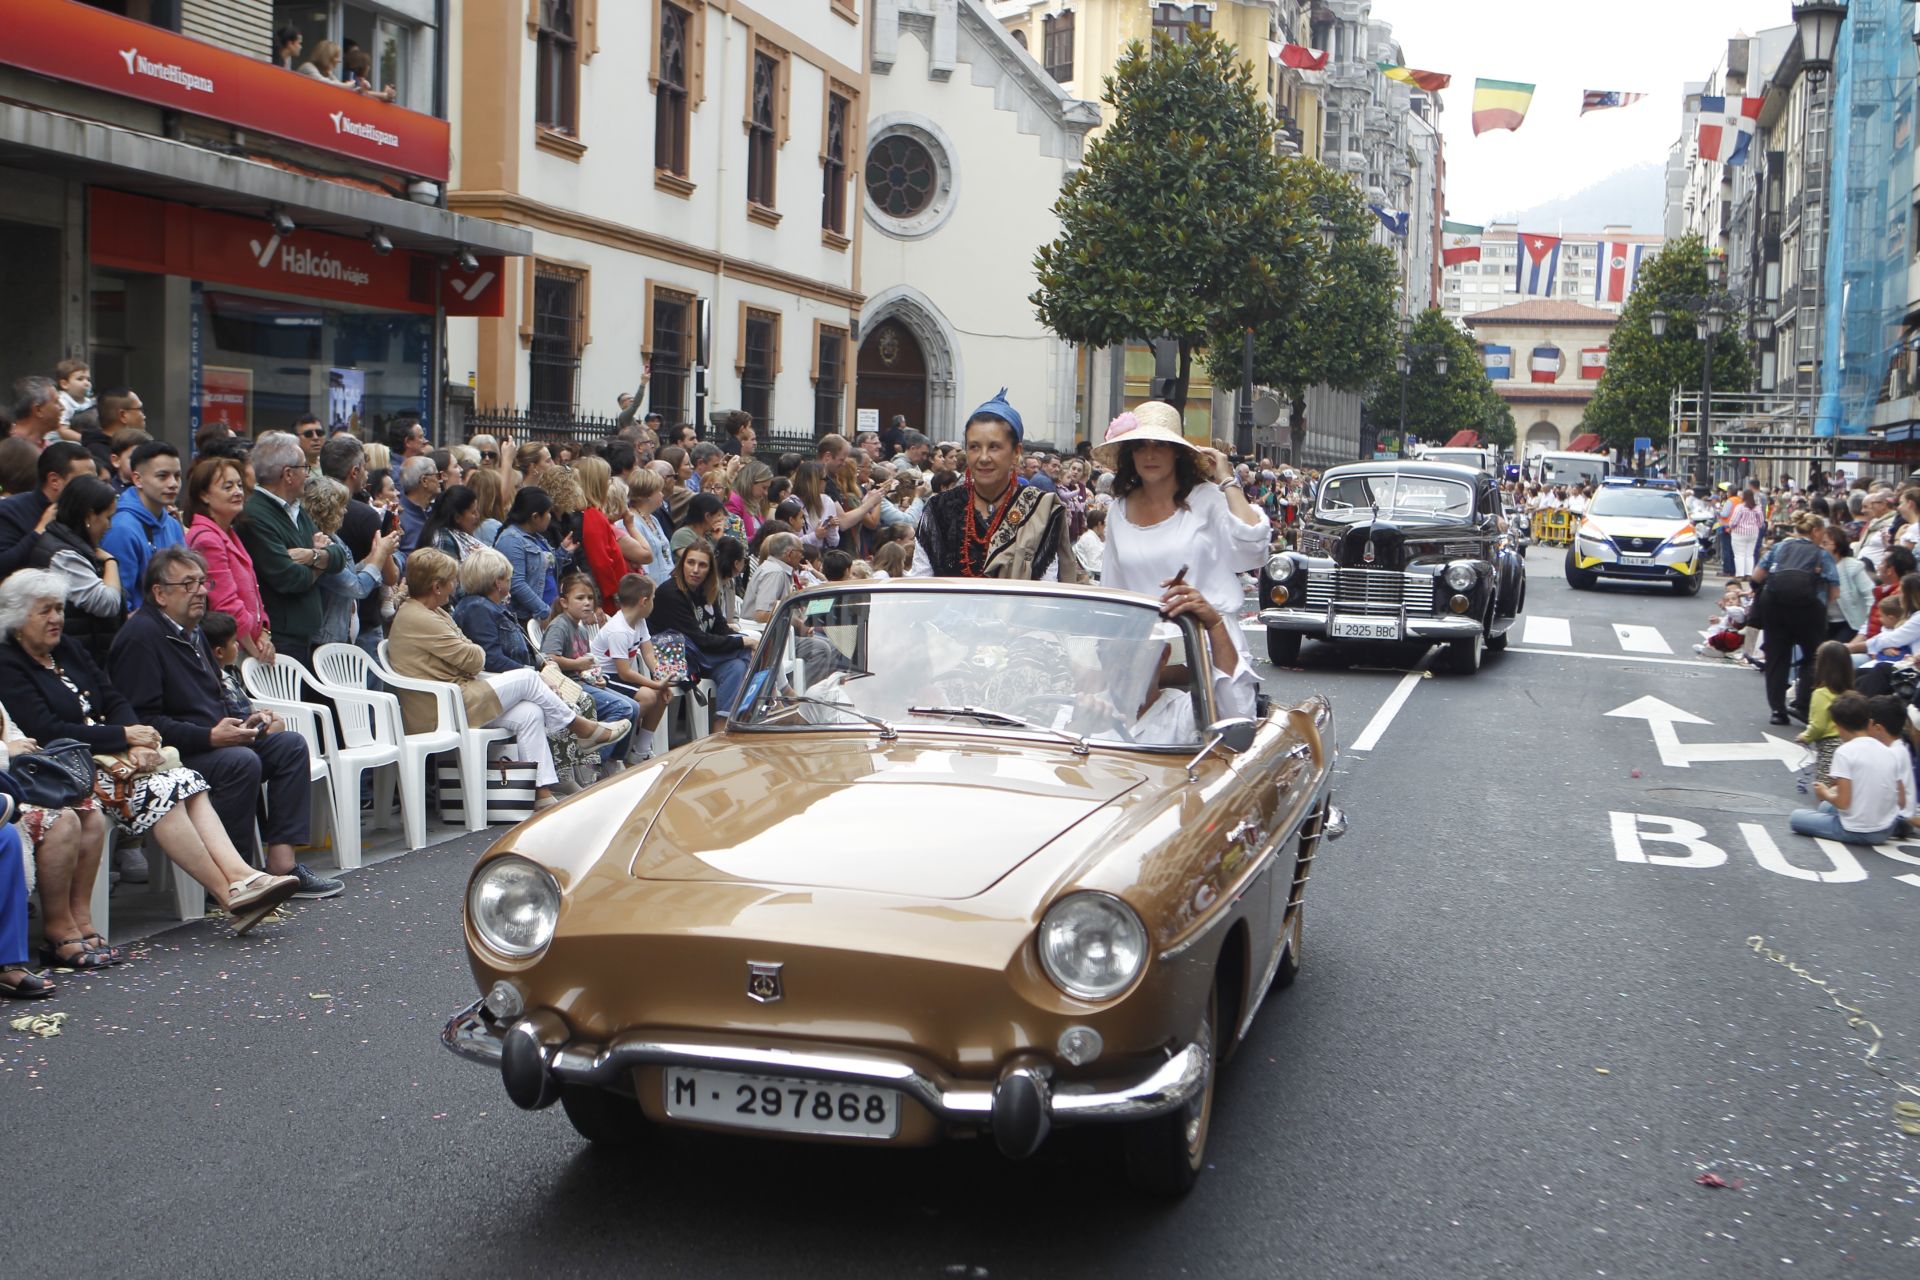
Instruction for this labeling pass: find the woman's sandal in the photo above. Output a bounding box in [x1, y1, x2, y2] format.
[0, 968, 56, 1000]
[80, 933, 125, 966]
[39, 938, 111, 971]
[573, 718, 632, 746]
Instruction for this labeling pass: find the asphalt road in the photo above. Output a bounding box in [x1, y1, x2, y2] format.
[11, 544, 1919, 1279]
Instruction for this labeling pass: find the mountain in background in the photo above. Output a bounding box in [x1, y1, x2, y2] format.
[1488, 160, 1667, 233]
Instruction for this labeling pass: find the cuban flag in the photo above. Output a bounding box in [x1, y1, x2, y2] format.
[1481, 345, 1513, 380]
[1530, 346, 1563, 383]
[1697, 95, 1763, 164]
[1594, 242, 1647, 304]
[1517, 233, 1561, 296]
[1580, 347, 1609, 379]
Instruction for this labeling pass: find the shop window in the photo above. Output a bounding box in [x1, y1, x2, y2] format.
[1043, 12, 1074, 83]
[656, 3, 692, 177]
[1151, 3, 1210, 47]
[740, 309, 780, 429]
[649, 287, 693, 426]
[747, 51, 779, 209]
[814, 326, 847, 436]
[536, 0, 579, 135]
[530, 266, 586, 416]
[822, 92, 850, 236]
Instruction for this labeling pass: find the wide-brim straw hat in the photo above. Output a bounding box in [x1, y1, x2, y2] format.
[1091, 400, 1205, 469]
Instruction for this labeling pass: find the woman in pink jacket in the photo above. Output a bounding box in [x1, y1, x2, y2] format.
[183, 455, 277, 665]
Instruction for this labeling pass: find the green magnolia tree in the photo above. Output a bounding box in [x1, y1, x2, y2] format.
[1362, 308, 1508, 448]
[1203, 161, 1397, 462]
[1583, 235, 1753, 452]
[1033, 29, 1309, 416]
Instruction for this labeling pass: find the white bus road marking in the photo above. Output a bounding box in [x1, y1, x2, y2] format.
[1612, 623, 1673, 654]
[1606, 812, 1920, 887]
[1349, 669, 1426, 753]
[1520, 615, 1572, 646]
[1605, 696, 1805, 770]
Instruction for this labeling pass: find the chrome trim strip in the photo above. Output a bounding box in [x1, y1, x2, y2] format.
[440, 1000, 1204, 1125]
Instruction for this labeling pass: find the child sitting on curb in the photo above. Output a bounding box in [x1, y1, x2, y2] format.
[1789, 692, 1906, 844]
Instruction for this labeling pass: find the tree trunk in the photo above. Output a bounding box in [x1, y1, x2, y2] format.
[1168, 341, 1193, 418]
[1288, 395, 1307, 466]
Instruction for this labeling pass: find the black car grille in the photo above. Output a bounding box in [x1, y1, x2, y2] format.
[1302, 568, 1433, 615]
[1614, 535, 1662, 553]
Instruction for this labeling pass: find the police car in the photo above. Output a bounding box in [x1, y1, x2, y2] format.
[1565, 477, 1705, 595]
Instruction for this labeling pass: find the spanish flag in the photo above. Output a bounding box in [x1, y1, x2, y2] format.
[1377, 63, 1450, 93]
[1473, 79, 1535, 135]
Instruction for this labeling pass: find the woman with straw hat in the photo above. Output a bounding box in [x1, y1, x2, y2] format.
[1092, 401, 1270, 717]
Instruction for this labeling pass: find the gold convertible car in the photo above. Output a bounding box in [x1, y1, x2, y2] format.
[441, 580, 1345, 1193]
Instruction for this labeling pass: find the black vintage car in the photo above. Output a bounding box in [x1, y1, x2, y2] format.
[1258, 461, 1525, 673]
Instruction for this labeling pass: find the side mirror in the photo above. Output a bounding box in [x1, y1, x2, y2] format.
[1185, 717, 1258, 781]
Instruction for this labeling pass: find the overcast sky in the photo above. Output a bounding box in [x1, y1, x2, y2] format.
[1375, 0, 1794, 226]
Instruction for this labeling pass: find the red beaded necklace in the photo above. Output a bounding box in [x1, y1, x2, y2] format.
[958, 477, 1019, 577]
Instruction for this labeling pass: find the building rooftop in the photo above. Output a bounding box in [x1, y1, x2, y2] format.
[1464, 299, 1624, 327]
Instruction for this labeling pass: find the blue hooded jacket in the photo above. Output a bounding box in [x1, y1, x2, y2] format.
[99, 484, 186, 612]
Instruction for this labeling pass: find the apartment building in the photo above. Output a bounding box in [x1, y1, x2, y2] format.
[444, 1, 865, 437]
[0, 0, 528, 448]
[1441, 225, 1665, 324]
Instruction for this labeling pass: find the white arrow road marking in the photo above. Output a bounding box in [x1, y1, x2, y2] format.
[1521, 614, 1572, 646]
[1605, 695, 1805, 770]
[1612, 623, 1672, 654]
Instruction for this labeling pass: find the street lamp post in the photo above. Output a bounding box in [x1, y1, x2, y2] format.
[1651, 276, 1769, 489]
[1236, 326, 1256, 460]
[1394, 314, 1450, 457]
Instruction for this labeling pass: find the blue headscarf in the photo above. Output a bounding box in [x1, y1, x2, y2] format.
[966, 387, 1024, 446]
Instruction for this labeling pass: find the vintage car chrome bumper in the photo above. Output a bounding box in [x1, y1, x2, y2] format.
[442, 1000, 1208, 1158]
[1257, 606, 1484, 640]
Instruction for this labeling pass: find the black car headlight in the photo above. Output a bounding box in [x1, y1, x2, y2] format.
[1443, 563, 1477, 593]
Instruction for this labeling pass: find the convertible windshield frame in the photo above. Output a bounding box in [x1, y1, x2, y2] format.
[1316, 472, 1477, 524]
[729, 584, 1217, 754]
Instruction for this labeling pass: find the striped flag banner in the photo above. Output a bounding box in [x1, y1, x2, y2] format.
[1482, 345, 1513, 380]
[1698, 95, 1764, 164]
[1378, 63, 1451, 92]
[1531, 347, 1563, 383]
[1581, 90, 1647, 115]
[1580, 348, 1609, 379]
[1517, 232, 1562, 296]
[1594, 242, 1648, 304]
[1441, 221, 1484, 266]
[1274, 43, 1329, 71]
[1473, 78, 1536, 135]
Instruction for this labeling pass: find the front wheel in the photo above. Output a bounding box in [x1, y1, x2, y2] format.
[1124, 987, 1218, 1196]
[1448, 629, 1484, 674]
[559, 1085, 649, 1147]
[1266, 628, 1302, 667]
[1674, 566, 1704, 596]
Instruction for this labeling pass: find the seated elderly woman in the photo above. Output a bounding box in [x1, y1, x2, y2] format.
[0, 703, 114, 991]
[0, 570, 301, 934]
[387, 548, 628, 809]
[450, 547, 637, 779]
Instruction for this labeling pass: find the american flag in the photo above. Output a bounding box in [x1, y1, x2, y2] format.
[1581, 90, 1647, 116]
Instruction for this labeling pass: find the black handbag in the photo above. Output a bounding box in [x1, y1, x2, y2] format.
[9, 738, 101, 809]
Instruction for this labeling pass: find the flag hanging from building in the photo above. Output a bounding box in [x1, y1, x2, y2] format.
[1516, 233, 1562, 296]
[1276, 43, 1330, 71]
[1594, 242, 1647, 304]
[1369, 204, 1410, 237]
[1581, 91, 1647, 115]
[1697, 95, 1764, 164]
[1531, 347, 1563, 383]
[1441, 221, 1484, 266]
[1473, 79, 1536, 135]
[1580, 348, 1610, 379]
[1377, 63, 1451, 92]
[1481, 345, 1513, 380]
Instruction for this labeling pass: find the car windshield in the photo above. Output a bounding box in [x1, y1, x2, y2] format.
[1589, 488, 1686, 520]
[1317, 473, 1475, 523]
[735, 588, 1207, 749]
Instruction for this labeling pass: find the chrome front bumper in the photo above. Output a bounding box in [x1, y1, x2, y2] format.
[1258, 607, 1484, 640]
[441, 1000, 1207, 1157]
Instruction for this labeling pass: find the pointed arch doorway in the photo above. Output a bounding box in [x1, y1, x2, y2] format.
[855, 318, 927, 437]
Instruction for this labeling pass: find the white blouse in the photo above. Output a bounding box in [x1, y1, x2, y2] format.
[1103, 483, 1271, 660]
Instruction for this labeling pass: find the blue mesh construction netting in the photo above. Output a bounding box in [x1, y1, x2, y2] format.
[1820, 0, 1917, 436]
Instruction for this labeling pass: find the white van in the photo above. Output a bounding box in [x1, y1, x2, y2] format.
[1535, 451, 1612, 488]
[1419, 447, 1500, 476]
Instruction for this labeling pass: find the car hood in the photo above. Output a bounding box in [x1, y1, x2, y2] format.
[1582, 514, 1692, 540]
[621, 736, 1150, 899]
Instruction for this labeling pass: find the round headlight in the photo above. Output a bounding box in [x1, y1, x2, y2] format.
[1444, 563, 1477, 592]
[1037, 892, 1148, 1001]
[468, 857, 561, 959]
[1265, 554, 1295, 581]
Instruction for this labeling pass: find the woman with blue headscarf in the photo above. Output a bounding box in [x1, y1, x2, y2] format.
[911, 389, 1082, 581]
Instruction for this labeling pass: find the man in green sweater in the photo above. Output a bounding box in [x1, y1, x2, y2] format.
[240, 431, 346, 669]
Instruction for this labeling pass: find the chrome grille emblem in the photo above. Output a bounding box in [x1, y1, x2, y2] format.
[746, 961, 784, 1003]
[1362, 539, 1376, 564]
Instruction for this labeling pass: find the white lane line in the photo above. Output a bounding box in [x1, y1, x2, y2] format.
[1509, 647, 1743, 670]
[1612, 623, 1673, 654]
[1349, 670, 1425, 753]
[1521, 615, 1572, 647]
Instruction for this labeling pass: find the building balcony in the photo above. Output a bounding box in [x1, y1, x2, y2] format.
[1322, 61, 1373, 93]
[1365, 104, 1393, 134]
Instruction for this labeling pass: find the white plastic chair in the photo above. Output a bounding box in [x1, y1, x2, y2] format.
[376, 640, 511, 833]
[526, 617, 544, 651]
[312, 643, 433, 851]
[242, 656, 401, 870]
